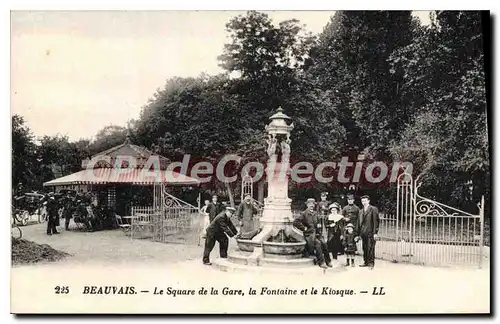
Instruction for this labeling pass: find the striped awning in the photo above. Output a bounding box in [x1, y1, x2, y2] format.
[43, 168, 200, 186]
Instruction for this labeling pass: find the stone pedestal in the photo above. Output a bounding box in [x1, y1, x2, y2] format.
[232, 160, 309, 268]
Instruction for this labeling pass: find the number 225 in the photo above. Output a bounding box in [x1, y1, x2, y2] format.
[54, 286, 69, 294]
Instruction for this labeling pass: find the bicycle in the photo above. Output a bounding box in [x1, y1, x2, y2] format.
[12, 206, 29, 226]
[37, 206, 48, 223]
[10, 211, 23, 239]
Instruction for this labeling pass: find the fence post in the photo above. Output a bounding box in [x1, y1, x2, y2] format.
[479, 195, 485, 269]
[409, 177, 415, 264]
[198, 192, 201, 212]
[130, 207, 134, 240]
[396, 176, 400, 261]
[130, 206, 133, 240]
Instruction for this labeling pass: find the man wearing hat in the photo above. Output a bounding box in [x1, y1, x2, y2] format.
[316, 192, 330, 220]
[356, 195, 380, 270]
[293, 198, 331, 269]
[342, 194, 360, 227]
[44, 192, 60, 235]
[206, 194, 225, 223]
[235, 194, 259, 239]
[202, 206, 238, 265]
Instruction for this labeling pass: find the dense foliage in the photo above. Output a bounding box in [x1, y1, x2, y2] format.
[12, 11, 489, 218]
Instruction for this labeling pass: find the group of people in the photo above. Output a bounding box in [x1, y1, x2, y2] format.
[200, 194, 238, 265]
[199, 192, 380, 269]
[40, 190, 98, 235]
[294, 192, 380, 270]
[199, 193, 261, 265]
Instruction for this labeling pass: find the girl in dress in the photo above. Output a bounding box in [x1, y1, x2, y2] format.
[199, 200, 211, 245]
[325, 202, 346, 261]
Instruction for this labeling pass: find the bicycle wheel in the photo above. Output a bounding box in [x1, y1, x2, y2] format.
[20, 211, 29, 226]
[38, 207, 47, 223]
[11, 226, 22, 239]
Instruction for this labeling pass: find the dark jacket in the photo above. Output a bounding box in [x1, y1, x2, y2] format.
[235, 202, 258, 233]
[207, 202, 225, 222]
[45, 198, 59, 219]
[342, 231, 357, 253]
[342, 204, 360, 225]
[356, 205, 380, 236]
[206, 211, 238, 237]
[293, 209, 322, 237]
[316, 200, 330, 217]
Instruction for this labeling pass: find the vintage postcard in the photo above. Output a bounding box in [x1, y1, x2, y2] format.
[10, 10, 491, 314]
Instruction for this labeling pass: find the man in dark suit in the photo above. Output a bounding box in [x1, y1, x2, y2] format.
[44, 193, 60, 235]
[203, 206, 238, 265]
[356, 195, 379, 269]
[293, 198, 331, 269]
[206, 194, 225, 223]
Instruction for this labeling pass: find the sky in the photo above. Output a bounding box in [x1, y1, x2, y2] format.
[11, 11, 431, 141]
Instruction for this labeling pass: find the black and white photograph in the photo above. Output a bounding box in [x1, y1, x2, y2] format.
[9, 9, 490, 314]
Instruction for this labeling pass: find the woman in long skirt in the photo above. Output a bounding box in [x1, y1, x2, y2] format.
[325, 202, 345, 260]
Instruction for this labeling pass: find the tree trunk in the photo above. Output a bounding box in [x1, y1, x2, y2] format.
[225, 181, 236, 209]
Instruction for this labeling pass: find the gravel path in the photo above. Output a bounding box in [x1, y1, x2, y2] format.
[14, 223, 223, 266]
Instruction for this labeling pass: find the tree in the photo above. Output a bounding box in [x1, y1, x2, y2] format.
[218, 11, 317, 121]
[309, 11, 417, 153]
[89, 125, 127, 155]
[389, 11, 488, 210]
[12, 115, 36, 190]
[37, 135, 84, 183]
[218, 11, 346, 163]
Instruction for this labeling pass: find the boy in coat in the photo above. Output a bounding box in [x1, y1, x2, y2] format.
[202, 206, 238, 265]
[342, 223, 358, 267]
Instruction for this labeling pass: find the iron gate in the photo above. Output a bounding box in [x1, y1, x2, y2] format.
[131, 182, 202, 244]
[377, 168, 485, 268]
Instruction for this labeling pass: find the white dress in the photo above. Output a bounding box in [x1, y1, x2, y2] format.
[200, 206, 210, 239]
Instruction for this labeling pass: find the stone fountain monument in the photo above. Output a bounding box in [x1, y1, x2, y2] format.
[214, 108, 343, 273]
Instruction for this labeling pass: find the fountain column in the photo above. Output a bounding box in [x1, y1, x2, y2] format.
[232, 107, 308, 267]
[251, 108, 304, 242]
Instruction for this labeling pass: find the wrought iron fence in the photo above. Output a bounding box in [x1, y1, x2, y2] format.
[130, 206, 157, 240]
[154, 204, 202, 244]
[131, 204, 203, 244]
[131, 185, 203, 245]
[376, 170, 485, 268]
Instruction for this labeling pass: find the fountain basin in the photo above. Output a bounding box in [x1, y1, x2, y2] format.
[262, 241, 306, 256]
[236, 238, 261, 252]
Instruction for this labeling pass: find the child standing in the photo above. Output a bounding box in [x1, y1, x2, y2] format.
[342, 223, 358, 267]
[199, 200, 211, 246]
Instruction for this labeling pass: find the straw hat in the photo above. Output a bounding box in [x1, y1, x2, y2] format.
[306, 198, 316, 206]
[329, 202, 341, 210]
